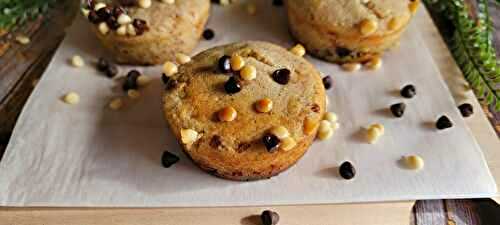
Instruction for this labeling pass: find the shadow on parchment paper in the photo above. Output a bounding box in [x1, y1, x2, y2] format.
[83, 77, 230, 195]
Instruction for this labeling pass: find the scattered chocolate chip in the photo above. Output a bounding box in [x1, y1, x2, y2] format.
[390, 103, 406, 118]
[209, 135, 222, 148]
[336, 47, 352, 58]
[322, 75, 332, 90]
[88, 11, 101, 24]
[224, 76, 241, 94]
[339, 161, 356, 180]
[218, 55, 232, 73]
[105, 64, 118, 78]
[132, 19, 149, 35]
[262, 134, 280, 152]
[401, 84, 416, 98]
[161, 151, 180, 168]
[436, 115, 453, 130]
[122, 70, 140, 91]
[96, 6, 112, 21]
[272, 0, 283, 6]
[458, 103, 473, 117]
[161, 73, 170, 85]
[118, 0, 137, 7]
[311, 103, 320, 113]
[202, 28, 215, 40]
[236, 142, 251, 153]
[97, 57, 109, 72]
[272, 68, 290, 85]
[261, 210, 280, 225]
[106, 16, 120, 30]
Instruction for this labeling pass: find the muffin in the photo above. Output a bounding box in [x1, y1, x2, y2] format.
[162, 41, 326, 181]
[285, 0, 420, 63]
[82, 0, 210, 65]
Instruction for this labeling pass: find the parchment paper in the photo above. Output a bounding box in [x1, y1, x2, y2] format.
[0, 2, 496, 207]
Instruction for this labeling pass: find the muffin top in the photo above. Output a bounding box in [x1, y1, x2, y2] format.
[90, 0, 210, 41]
[286, 0, 418, 35]
[162, 41, 326, 175]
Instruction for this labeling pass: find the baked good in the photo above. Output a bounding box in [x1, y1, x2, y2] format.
[162, 41, 326, 181]
[82, 0, 210, 65]
[285, 0, 420, 63]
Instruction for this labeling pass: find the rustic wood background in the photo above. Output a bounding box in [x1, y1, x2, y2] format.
[0, 1, 498, 224]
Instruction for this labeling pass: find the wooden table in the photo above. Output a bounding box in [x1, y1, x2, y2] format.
[0, 1, 499, 224]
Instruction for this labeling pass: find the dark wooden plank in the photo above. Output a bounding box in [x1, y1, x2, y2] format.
[413, 200, 447, 225]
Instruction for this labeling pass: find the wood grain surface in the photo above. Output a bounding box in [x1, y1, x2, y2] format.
[0, 1, 499, 225]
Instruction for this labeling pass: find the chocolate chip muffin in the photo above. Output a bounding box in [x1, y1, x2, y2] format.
[162, 41, 326, 181]
[285, 0, 419, 63]
[84, 0, 210, 65]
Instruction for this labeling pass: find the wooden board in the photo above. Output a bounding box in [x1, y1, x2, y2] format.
[0, 7, 498, 225]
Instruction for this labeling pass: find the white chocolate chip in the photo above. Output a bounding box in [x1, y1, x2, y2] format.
[81, 8, 90, 17]
[369, 123, 384, 135]
[163, 61, 178, 76]
[280, 137, 297, 151]
[230, 54, 245, 71]
[117, 14, 133, 25]
[71, 55, 85, 67]
[341, 62, 361, 72]
[405, 155, 424, 170]
[94, 2, 106, 11]
[240, 65, 257, 81]
[366, 127, 381, 144]
[331, 122, 340, 130]
[324, 112, 338, 123]
[138, 0, 152, 8]
[365, 57, 382, 70]
[109, 98, 123, 110]
[290, 44, 306, 57]
[303, 116, 319, 135]
[246, 3, 257, 15]
[98, 22, 110, 35]
[181, 128, 199, 144]
[126, 24, 136, 36]
[127, 89, 141, 99]
[317, 127, 333, 140]
[218, 106, 237, 122]
[255, 98, 273, 113]
[161, 0, 175, 3]
[359, 19, 378, 36]
[319, 120, 332, 134]
[15, 35, 30, 45]
[270, 126, 290, 140]
[175, 53, 191, 65]
[137, 75, 151, 87]
[63, 92, 80, 105]
[219, 0, 230, 6]
[116, 25, 127, 36]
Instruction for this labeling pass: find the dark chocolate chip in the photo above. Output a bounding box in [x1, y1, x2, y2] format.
[261, 210, 280, 225]
[112, 6, 126, 17]
[86, 0, 95, 9]
[335, 47, 352, 58]
[322, 75, 332, 90]
[96, 6, 112, 21]
[202, 28, 215, 40]
[97, 57, 109, 72]
[161, 151, 179, 168]
[436, 115, 453, 130]
[272, 68, 290, 85]
[390, 103, 406, 118]
[262, 134, 280, 153]
[106, 16, 120, 30]
[105, 64, 118, 78]
[236, 142, 251, 153]
[118, 0, 137, 6]
[339, 161, 356, 180]
[161, 73, 170, 85]
[224, 76, 241, 94]
[132, 19, 149, 35]
[272, 0, 283, 6]
[401, 84, 416, 98]
[458, 103, 473, 118]
[166, 79, 178, 90]
[88, 10, 101, 24]
[122, 70, 140, 91]
[209, 135, 222, 148]
[218, 55, 232, 73]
